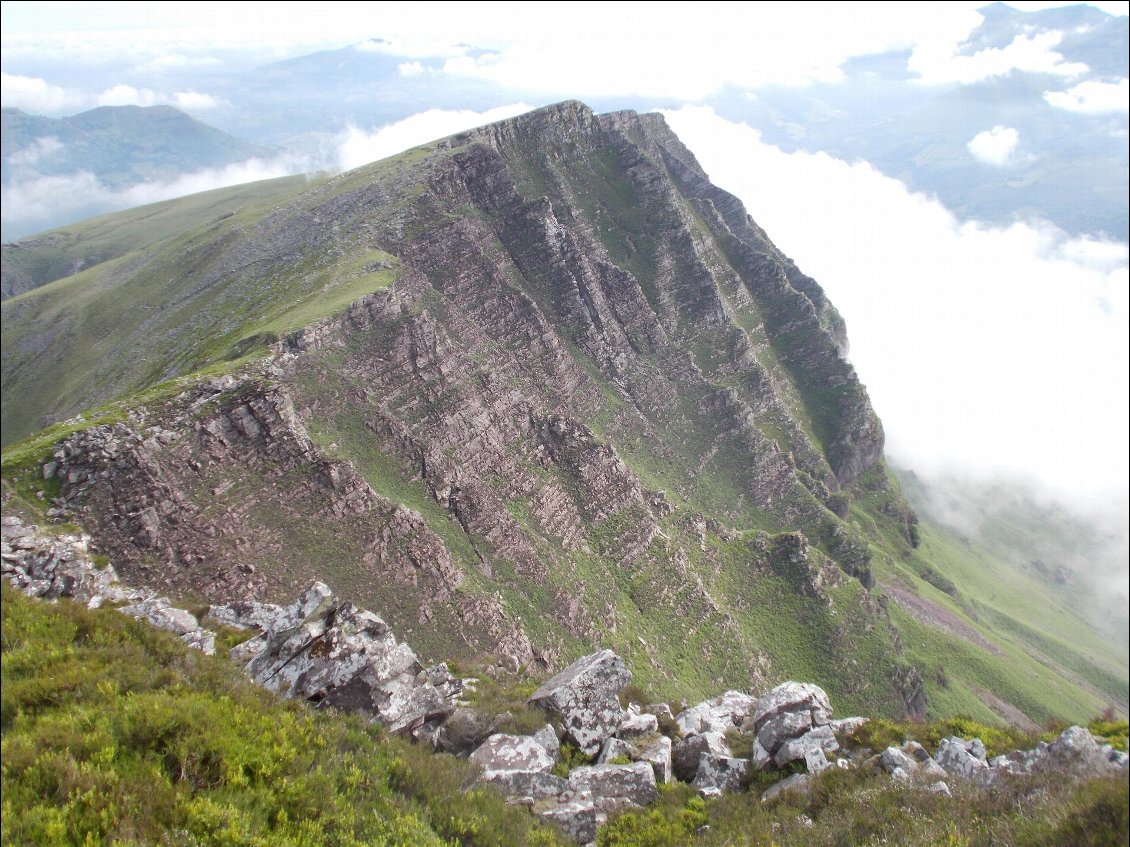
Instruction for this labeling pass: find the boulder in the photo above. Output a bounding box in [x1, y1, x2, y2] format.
[119, 597, 216, 655]
[934, 737, 993, 784]
[673, 731, 730, 782]
[1045, 725, 1116, 774]
[757, 710, 813, 753]
[879, 746, 917, 775]
[760, 772, 810, 803]
[535, 798, 597, 844]
[528, 650, 631, 756]
[676, 690, 756, 736]
[775, 724, 838, 768]
[238, 589, 454, 734]
[618, 706, 659, 738]
[750, 682, 833, 730]
[692, 753, 751, 794]
[471, 733, 555, 776]
[637, 736, 673, 784]
[532, 723, 562, 762]
[568, 763, 658, 812]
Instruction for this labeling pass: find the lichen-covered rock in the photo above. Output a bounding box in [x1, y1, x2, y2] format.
[568, 762, 659, 812]
[750, 682, 833, 729]
[934, 737, 993, 784]
[618, 706, 659, 738]
[637, 736, 673, 784]
[119, 597, 215, 655]
[534, 798, 597, 844]
[232, 584, 456, 734]
[532, 723, 562, 762]
[528, 650, 631, 756]
[692, 753, 751, 795]
[673, 731, 731, 782]
[676, 690, 756, 736]
[471, 734, 555, 776]
[775, 724, 839, 769]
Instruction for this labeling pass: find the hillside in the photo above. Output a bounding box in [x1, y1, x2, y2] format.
[2, 101, 1125, 732]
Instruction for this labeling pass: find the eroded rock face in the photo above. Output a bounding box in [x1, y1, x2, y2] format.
[528, 650, 631, 755]
[2, 516, 216, 654]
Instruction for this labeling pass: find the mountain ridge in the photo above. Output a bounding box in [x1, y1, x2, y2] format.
[1, 101, 1123, 728]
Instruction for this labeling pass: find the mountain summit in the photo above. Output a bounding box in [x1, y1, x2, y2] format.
[2, 102, 1119, 724]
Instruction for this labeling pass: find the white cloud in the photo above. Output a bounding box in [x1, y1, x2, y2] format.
[0, 72, 88, 113]
[1, 155, 308, 239]
[663, 106, 1128, 504]
[95, 84, 162, 107]
[334, 104, 533, 171]
[171, 91, 221, 110]
[5, 136, 64, 168]
[133, 53, 224, 73]
[909, 29, 1090, 85]
[967, 126, 1022, 166]
[397, 61, 425, 77]
[1044, 78, 1130, 114]
[1, 72, 223, 116]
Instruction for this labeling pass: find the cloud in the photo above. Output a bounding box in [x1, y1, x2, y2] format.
[95, 84, 162, 107]
[1, 72, 223, 116]
[5, 136, 65, 168]
[0, 72, 88, 113]
[1, 155, 307, 241]
[397, 61, 425, 78]
[133, 53, 224, 73]
[663, 106, 1128, 505]
[909, 29, 1090, 85]
[171, 91, 221, 110]
[1044, 78, 1130, 114]
[334, 104, 533, 171]
[967, 126, 1022, 166]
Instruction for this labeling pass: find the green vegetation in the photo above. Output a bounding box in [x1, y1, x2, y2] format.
[598, 767, 1128, 847]
[0, 584, 566, 847]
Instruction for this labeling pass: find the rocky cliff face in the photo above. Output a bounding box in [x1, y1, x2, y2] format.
[2, 102, 923, 715]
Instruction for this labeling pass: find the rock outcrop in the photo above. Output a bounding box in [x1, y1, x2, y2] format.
[527, 650, 632, 756]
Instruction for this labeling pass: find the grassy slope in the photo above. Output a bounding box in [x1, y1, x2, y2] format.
[1, 175, 309, 296]
[3, 585, 1126, 847]
[0, 583, 566, 847]
[0, 157, 423, 444]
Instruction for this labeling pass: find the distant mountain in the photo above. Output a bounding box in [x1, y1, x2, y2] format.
[196, 39, 521, 149]
[1, 105, 275, 245]
[1, 105, 270, 188]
